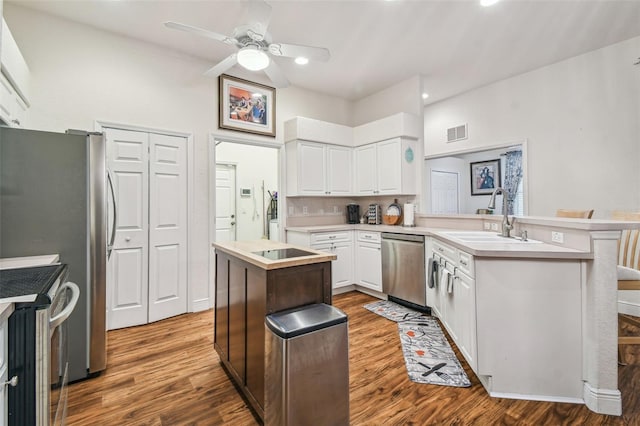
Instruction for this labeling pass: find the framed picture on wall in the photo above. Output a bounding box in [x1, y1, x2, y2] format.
[470, 159, 501, 196]
[219, 74, 276, 137]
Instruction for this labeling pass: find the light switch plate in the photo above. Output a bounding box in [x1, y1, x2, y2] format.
[490, 223, 499, 231]
[302, 206, 308, 215]
[484, 222, 491, 230]
[551, 231, 564, 243]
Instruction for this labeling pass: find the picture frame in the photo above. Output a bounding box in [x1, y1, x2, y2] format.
[219, 74, 276, 137]
[470, 159, 501, 196]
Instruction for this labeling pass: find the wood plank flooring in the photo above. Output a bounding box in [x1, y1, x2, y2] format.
[67, 291, 640, 425]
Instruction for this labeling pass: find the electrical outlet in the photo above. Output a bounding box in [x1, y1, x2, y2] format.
[551, 231, 564, 243]
[302, 206, 308, 215]
[490, 223, 499, 231]
[288, 206, 294, 215]
[483, 222, 491, 230]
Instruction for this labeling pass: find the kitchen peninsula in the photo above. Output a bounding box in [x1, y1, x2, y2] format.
[212, 240, 336, 420]
[286, 214, 640, 416]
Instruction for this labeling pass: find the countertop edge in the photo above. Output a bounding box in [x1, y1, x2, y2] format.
[285, 225, 593, 260]
[213, 240, 337, 270]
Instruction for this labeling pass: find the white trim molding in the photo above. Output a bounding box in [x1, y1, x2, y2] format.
[583, 383, 622, 416]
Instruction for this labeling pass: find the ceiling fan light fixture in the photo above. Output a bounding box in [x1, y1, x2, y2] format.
[237, 46, 270, 71]
[294, 56, 309, 65]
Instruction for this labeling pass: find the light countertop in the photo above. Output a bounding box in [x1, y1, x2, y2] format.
[286, 224, 592, 259]
[0, 254, 60, 270]
[212, 240, 337, 270]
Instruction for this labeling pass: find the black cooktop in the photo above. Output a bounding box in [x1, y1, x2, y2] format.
[0, 264, 67, 301]
[252, 248, 316, 261]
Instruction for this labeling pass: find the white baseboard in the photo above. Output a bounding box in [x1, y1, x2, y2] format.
[333, 285, 355, 295]
[583, 382, 622, 416]
[618, 300, 640, 317]
[353, 285, 387, 300]
[191, 298, 211, 312]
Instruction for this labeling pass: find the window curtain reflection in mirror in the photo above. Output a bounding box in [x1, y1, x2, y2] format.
[503, 150, 523, 215]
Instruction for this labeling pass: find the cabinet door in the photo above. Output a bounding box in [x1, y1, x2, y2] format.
[228, 260, 246, 380]
[332, 242, 354, 288]
[297, 141, 327, 195]
[376, 138, 402, 194]
[354, 144, 377, 195]
[214, 254, 229, 359]
[356, 241, 382, 291]
[326, 145, 352, 195]
[442, 271, 457, 341]
[455, 270, 477, 371]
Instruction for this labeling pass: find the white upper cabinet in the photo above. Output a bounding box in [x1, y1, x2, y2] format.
[0, 18, 30, 128]
[286, 141, 352, 196]
[354, 137, 417, 195]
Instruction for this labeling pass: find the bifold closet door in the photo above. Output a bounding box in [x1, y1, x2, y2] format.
[107, 129, 150, 329]
[107, 129, 188, 329]
[148, 133, 187, 323]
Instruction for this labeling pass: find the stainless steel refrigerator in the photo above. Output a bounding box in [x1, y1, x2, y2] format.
[0, 126, 108, 382]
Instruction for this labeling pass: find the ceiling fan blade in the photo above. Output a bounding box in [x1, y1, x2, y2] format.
[268, 42, 330, 62]
[264, 60, 289, 88]
[164, 21, 236, 45]
[245, 0, 272, 41]
[203, 54, 238, 78]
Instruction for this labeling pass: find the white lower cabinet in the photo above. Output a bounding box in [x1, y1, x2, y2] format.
[431, 238, 476, 371]
[1, 304, 14, 426]
[355, 231, 382, 292]
[287, 230, 354, 290]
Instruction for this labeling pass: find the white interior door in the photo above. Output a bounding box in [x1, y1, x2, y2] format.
[148, 133, 188, 323]
[216, 163, 236, 242]
[106, 128, 149, 330]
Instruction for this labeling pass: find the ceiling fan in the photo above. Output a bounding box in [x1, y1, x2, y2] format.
[164, 0, 331, 88]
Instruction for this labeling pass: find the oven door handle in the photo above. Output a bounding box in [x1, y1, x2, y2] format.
[50, 282, 81, 331]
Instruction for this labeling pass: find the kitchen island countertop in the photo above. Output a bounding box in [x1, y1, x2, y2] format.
[212, 239, 336, 270]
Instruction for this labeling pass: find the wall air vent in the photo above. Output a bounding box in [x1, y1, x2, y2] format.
[446, 124, 468, 143]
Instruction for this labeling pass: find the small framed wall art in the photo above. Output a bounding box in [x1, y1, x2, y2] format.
[470, 159, 501, 196]
[219, 74, 276, 137]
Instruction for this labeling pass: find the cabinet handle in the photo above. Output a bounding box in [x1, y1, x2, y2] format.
[329, 235, 336, 239]
[2, 376, 18, 387]
[437, 247, 444, 252]
[125, 236, 131, 242]
[460, 260, 467, 266]
[11, 119, 20, 126]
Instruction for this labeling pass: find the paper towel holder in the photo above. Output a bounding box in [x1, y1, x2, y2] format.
[403, 202, 416, 227]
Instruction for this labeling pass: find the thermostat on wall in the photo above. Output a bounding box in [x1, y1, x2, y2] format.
[240, 188, 252, 197]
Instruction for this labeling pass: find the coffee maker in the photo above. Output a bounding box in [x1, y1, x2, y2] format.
[346, 203, 360, 224]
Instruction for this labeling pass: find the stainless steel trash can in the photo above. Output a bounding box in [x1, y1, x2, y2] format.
[265, 303, 349, 426]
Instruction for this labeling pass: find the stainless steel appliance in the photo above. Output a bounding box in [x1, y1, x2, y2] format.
[0, 127, 108, 382]
[381, 233, 428, 311]
[367, 204, 381, 225]
[346, 203, 360, 224]
[2, 264, 80, 426]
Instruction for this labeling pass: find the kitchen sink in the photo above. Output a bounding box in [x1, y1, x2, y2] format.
[440, 231, 542, 244]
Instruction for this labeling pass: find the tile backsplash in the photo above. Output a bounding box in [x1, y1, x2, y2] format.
[286, 196, 416, 227]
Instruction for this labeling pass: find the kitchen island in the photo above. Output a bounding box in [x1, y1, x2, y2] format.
[212, 239, 336, 421]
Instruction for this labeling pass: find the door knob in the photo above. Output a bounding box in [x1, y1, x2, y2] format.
[2, 376, 18, 387]
[231, 222, 236, 225]
[231, 214, 235, 218]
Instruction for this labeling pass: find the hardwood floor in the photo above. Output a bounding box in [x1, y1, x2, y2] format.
[67, 291, 640, 425]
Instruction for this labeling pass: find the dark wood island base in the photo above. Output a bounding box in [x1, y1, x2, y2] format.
[213, 241, 335, 421]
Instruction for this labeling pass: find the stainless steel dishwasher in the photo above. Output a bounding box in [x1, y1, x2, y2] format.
[381, 232, 427, 311]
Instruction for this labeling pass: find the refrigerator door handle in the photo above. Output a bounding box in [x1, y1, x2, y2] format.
[107, 169, 117, 259]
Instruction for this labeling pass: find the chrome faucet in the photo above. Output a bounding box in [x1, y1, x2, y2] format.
[488, 187, 515, 238]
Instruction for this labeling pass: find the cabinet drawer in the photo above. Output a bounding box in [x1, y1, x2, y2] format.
[433, 238, 456, 262]
[357, 230, 380, 243]
[311, 231, 352, 244]
[458, 250, 475, 278]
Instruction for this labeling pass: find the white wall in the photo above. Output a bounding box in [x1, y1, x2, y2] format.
[424, 36, 640, 218]
[3, 4, 355, 310]
[216, 142, 278, 241]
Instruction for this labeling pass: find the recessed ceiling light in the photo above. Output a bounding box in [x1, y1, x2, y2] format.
[295, 56, 309, 65]
[422, 92, 429, 100]
[480, 0, 500, 6]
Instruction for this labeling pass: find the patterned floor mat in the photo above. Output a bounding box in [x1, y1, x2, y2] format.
[364, 300, 471, 388]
